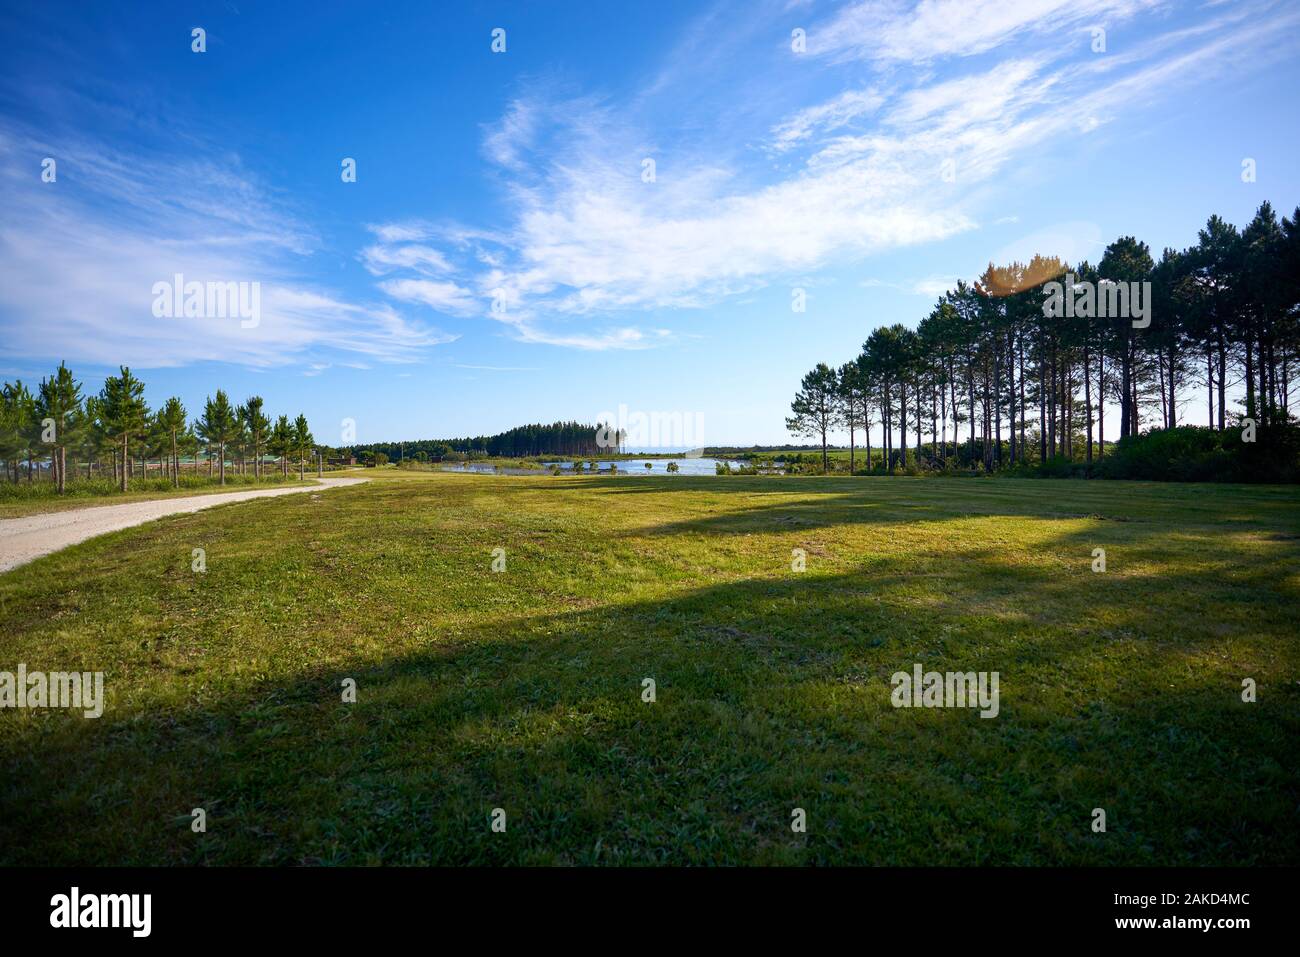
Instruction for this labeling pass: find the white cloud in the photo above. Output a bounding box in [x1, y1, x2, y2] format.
[378, 278, 479, 315]
[992, 220, 1107, 270]
[769, 88, 885, 152]
[0, 125, 453, 369]
[513, 325, 671, 351]
[367, 222, 434, 243]
[885, 59, 1049, 130]
[362, 0, 1293, 352]
[861, 276, 963, 297]
[811, 0, 1164, 64]
[483, 99, 541, 171]
[359, 242, 454, 276]
[454, 364, 541, 371]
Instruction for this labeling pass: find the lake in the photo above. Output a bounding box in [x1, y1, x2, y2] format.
[438, 458, 742, 476]
[544, 458, 742, 475]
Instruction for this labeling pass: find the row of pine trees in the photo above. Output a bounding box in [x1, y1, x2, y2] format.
[0, 364, 317, 493]
[789, 201, 1300, 473]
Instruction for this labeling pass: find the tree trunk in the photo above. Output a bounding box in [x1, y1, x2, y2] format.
[1097, 353, 1105, 459]
[967, 373, 976, 468]
[1064, 360, 1072, 459]
[1119, 340, 1132, 440]
[1168, 347, 1177, 428]
[915, 386, 922, 461]
[949, 366, 958, 466]
[938, 383, 946, 465]
[1084, 345, 1093, 468]
[899, 382, 908, 472]
[931, 386, 938, 463]
[994, 355, 1003, 469]
[1039, 354, 1047, 464]
[1217, 338, 1227, 428]
[1244, 331, 1256, 422]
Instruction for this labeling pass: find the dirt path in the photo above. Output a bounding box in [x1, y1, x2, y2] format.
[0, 477, 368, 574]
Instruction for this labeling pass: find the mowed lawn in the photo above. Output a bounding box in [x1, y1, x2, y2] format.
[1, 471, 1297, 865]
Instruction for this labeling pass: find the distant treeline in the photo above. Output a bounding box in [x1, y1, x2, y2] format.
[351, 421, 616, 461]
[705, 444, 837, 455]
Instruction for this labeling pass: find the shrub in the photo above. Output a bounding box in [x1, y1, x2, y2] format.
[1097, 423, 1300, 483]
[1037, 455, 1085, 479]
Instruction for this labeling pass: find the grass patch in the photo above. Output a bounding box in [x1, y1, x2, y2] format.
[1, 472, 1296, 864]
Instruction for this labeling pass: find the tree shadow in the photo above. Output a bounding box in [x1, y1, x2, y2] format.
[579, 474, 1300, 540]
[2, 543, 1295, 866]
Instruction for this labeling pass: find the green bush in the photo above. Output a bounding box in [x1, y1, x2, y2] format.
[1097, 423, 1300, 483]
[1037, 455, 1086, 479]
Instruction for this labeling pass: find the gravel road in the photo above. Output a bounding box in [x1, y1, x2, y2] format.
[0, 477, 368, 574]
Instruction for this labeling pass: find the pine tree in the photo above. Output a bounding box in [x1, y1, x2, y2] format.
[786, 363, 840, 473]
[99, 367, 148, 492]
[196, 390, 238, 486]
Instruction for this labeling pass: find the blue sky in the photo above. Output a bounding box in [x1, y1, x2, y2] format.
[2, 0, 1298, 447]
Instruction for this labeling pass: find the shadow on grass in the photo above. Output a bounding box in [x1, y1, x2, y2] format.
[2, 546, 1296, 866]
[574, 474, 1300, 539]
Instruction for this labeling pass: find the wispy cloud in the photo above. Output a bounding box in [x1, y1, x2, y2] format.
[8, 0, 1292, 367]
[359, 238, 455, 276]
[377, 278, 478, 315]
[861, 276, 964, 297]
[769, 88, 886, 152]
[454, 364, 541, 372]
[355, 0, 1293, 352]
[351, 0, 1294, 353]
[809, 0, 1164, 64]
[0, 122, 454, 369]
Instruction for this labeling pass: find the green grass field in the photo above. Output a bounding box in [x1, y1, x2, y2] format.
[1, 471, 1297, 865]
